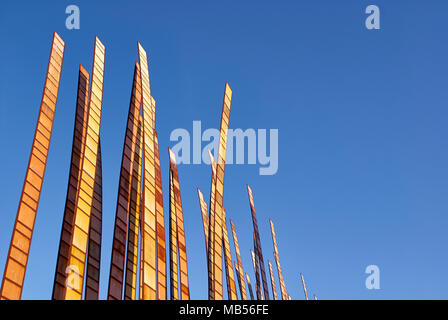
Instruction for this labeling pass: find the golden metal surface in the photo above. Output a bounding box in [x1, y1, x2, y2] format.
[53, 64, 89, 300]
[251, 246, 263, 300]
[1, 32, 65, 300]
[268, 261, 277, 300]
[124, 117, 143, 300]
[221, 209, 237, 300]
[230, 220, 247, 300]
[245, 273, 255, 300]
[108, 61, 142, 299]
[138, 43, 157, 300]
[207, 150, 217, 299]
[169, 149, 190, 300]
[247, 185, 270, 299]
[197, 188, 209, 257]
[169, 169, 179, 300]
[269, 219, 288, 300]
[300, 273, 309, 300]
[208, 84, 232, 300]
[84, 142, 102, 300]
[64, 36, 105, 300]
[154, 130, 167, 300]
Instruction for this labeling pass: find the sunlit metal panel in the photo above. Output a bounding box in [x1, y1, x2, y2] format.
[0, 32, 65, 300]
[64, 36, 105, 300]
[268, 261, 277, 300]
[245, 273, 254, 300]
[300, 273, 308, 300]
[221, 209, 237, 300]
[52, 64, 88, 300]
[168, 169, 179, 300]
[208, 83, 232, 300]
[207, 150, 217, 299]
[154, 129, 166, 300]
[169, 149, 190, 300]
[84, 142, 103, 300]
[247, 185, 270, 299]
[197, 189, 209, 257]
[107, 61, 142, 299]
[270, 219, 288, 300]
[124, 117, 143, 300]
[251, 248, 263, 300]
[230, 220, 247, 300]
[138, 43, 158, 300]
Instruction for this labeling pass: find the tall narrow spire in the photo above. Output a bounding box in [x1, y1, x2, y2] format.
[169, 149, 190, 300]
[64, 36, 105, 300]
[247, 185, 270, 300]
[1, 32, 65, 300]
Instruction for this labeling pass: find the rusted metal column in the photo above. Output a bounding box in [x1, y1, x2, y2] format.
[0, 32, 65, 300]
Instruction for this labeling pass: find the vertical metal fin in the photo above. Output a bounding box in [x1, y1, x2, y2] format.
[154, 129, 167, 300]
[124, 118, 143, 300]
[1, 32, 65, 300]
[64, 36, 105, 300]
[197, 189, 209, 257]
[230, 220, 247, 300]
[247, 185, 270, 300]
[208, 83, 232, 300]
[169, 149, 190, 299]
[53, 64, 88, 300]
[108, 61, 142, 300]
[270, 219, 288, 300]
[138, 42, 157, 300]
[268, 261, 277, 300]
[245, 273, 255, 300]
[221, 209, 237, 300]
[300, 273, 309, 300]
[251, 248, 263, 300]
[169, 170, 179, 300]
[84, 141, 103, 300]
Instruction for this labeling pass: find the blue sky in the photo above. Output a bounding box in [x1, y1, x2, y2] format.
[1, 0, 448, 300]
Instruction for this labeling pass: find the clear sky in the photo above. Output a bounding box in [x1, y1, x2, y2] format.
[1, 0, 448, 300]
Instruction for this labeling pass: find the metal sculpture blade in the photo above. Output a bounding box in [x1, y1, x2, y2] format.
[1, 32, 65, 300]
[230, 220, 247, 300]
[270, 219, 288, 300]
[247, 185, 269, 299]
[108, 61, 142, 299]
[53, 64, 88, 300]
[64, 36, 105, 300]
